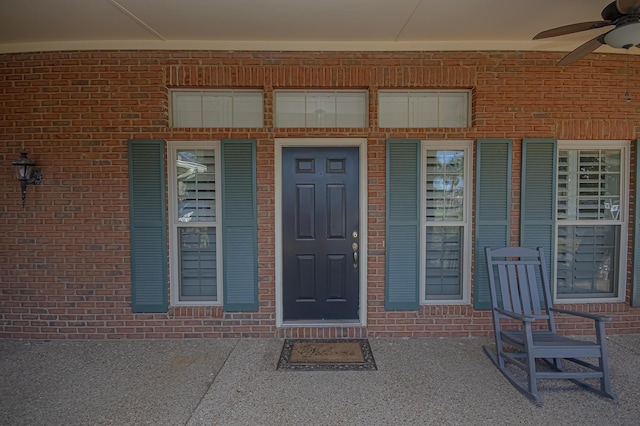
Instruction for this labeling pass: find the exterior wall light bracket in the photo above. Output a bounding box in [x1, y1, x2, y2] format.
[12, 148, 42, 208]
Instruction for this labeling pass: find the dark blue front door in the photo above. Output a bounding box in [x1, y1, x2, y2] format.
[282, 146, 360, 320]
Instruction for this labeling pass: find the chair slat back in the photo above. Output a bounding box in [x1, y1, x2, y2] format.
[485, 247, 555, 328]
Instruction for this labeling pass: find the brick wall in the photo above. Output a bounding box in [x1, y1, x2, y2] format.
[1, 50, 639, 339]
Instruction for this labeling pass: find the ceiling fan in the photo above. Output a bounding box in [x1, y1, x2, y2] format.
[534, 0, 640, 65]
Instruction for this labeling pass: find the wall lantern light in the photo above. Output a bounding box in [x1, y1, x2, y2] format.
[12, 148, 42, 208]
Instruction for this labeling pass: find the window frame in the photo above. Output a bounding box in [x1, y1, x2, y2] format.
[420, 140, 473, 305]
[170, 89, 264, 128]
[378, 90, 471, 128]
[273, 90, 368, 128]
[168, 141, 223, 306]
[553, 140, 629, 303]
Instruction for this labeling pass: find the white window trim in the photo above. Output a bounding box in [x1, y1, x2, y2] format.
[420, 140, 473, 305]
[168, 141, 223, 306]
[553, 140, 629, 304]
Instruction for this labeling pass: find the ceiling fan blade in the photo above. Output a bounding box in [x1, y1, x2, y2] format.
[557, 35, 606, 66]
[533, 21, 611, 39]
[616, 0, 640, 14]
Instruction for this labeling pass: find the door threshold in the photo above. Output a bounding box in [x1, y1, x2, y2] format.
[281, 319, 363, 327]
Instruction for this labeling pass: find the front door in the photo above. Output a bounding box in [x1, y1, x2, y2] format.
[282, 146, 360, 321]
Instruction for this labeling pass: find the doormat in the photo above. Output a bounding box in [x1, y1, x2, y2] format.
[277, 339, 377, 371]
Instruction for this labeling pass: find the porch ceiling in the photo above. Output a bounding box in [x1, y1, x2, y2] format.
[0, 0, 628, 56]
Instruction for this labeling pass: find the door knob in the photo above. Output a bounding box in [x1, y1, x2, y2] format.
[352, 231, 359, 268]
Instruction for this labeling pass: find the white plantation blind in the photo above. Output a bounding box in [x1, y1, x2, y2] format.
[169, 143, 221, 304]
[556, 225, 619, 297]
[176, 150, 217, 223]
[425, 226, 463, 299]
[422, 144, 471, 302]
[557, 149, 622, 221]
[425, 149, 465, 221]
[179, 227, 217, 300]
[556, 145, 626, 300]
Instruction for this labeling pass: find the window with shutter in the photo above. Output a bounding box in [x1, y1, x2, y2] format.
[168, 142, 222, 304]
[422, 141, 472, 303]
[555, 142, 629, 301]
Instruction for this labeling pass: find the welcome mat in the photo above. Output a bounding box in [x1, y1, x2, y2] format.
[277, 339, 377, 371]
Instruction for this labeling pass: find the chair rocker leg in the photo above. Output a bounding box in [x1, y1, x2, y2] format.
[539, 357, 618, 402]
[569, 378, 618, 402]
[483, 345, 543, 406]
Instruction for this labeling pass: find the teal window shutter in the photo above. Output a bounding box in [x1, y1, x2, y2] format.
[221, 139, 258, 311]
[633, 140, 640, 307]
[385, 139, 421, 310]
[128, 139, 168, 313]
[474, 139, 512, 309]
[521, 139, 557, 293]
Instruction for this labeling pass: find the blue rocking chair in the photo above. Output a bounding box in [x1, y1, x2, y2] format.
[483, 246, 617, 405]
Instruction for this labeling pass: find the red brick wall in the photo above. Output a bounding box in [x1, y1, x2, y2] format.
[1, 50, 639, 339]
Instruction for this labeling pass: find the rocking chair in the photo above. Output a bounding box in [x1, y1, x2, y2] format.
[483, 246, 617, 405]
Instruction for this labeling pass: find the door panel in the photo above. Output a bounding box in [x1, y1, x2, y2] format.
[282, 146, 359, 320]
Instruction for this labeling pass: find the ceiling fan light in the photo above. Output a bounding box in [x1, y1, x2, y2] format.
[604, 21, 640, 48]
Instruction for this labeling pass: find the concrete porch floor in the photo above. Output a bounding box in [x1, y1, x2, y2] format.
[1, 335, 639, 425]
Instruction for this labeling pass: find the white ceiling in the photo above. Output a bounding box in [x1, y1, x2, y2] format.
[0, 0, 630, 56]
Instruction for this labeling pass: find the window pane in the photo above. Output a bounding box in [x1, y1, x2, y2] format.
[233, 92, 263, 127]
[175, 149, 216, 223]
[558, 149, 622, 221]
[425, 150, 465, 221]
[425, 226, 463, 299]
[306, 93, 336, 127]
[172, 93, 202, 127]
[275, 92, 305, 127]
[378, 93, 407, 127]
[556, 225, 619, 298]
[336, 92, 367, 127]
[203, 94, 231, 127]
[179, 227, 217, 301]
[411, 94, 437, 127]
[439, 92, 468, 127]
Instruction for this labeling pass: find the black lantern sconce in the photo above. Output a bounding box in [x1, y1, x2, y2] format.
[12, 148, 43, 208]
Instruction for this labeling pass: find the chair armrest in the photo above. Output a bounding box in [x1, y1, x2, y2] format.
[494, 307, 534, 322]
[550, 307, 612, 322]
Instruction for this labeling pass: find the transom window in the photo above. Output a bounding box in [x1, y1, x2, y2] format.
[168, 142, 222, 305]
[555, 141, 628, 301]
[171, 90, 263, 128]
[421, 141, 472, 303]
[379, 90, 470, 128]
[274, 90, 367, 128]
